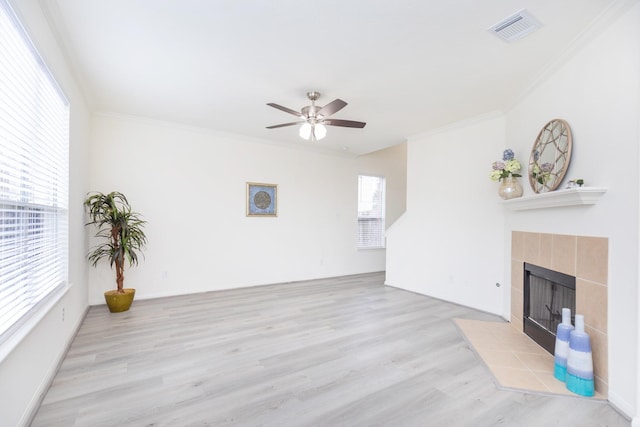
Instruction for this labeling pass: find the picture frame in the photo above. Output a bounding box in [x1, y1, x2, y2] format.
[246, 182, 277, 217]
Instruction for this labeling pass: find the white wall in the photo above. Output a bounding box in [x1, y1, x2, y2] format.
[505, 3, 640, 418]
[0, 1, 91, 426]
[87, 114, 406, 304]
[386, 3, 640, 420]
[386, 114, 508, 315]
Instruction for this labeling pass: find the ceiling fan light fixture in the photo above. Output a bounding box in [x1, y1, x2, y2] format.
[299, 122, 312, 140]
[314, 123, 327, 140]
[299, 122, 327, 141]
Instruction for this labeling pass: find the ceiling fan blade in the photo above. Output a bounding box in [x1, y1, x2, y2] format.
[266, 121, 302, 129]
[267, 103, 302, 117]
[323, 119, 366, 128]
[318, 99, 347, 117]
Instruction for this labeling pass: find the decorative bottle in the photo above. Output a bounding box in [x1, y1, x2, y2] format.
[553, 308, 574, 382]
[566, 314, 595, 396]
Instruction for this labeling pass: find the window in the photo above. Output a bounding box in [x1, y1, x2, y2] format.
[0, 0, 69, 343]
[357, 174, 385, 249]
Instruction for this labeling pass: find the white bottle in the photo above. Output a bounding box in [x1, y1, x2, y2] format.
[553, 308, 574, 382]
[566, 314, 594, 396]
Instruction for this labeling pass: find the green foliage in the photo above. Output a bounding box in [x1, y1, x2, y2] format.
[84, 191, 147, 292]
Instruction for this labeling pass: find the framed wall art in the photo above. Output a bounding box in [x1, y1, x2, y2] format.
[246, 182, 277, 217]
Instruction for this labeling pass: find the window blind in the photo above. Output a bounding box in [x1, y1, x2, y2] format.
[0, 0, 69, 342]
[357, 175, 385, 249]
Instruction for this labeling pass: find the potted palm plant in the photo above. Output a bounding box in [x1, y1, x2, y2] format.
[84, 191, 148, 312]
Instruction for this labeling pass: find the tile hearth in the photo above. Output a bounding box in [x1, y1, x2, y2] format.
[455, 318, 605, 399]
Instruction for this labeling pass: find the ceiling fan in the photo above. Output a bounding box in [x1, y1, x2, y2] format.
[266, 91, 366, 141]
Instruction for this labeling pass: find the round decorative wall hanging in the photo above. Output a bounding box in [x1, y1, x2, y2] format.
[528, 119, 572, 193]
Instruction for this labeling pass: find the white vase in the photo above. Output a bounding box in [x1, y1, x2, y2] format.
[498, 176, 523, 200]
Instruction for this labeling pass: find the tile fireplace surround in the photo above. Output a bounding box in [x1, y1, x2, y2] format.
[511, 231, 609, 396]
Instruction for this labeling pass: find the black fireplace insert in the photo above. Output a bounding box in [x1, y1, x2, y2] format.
[523, 263, 576, 354]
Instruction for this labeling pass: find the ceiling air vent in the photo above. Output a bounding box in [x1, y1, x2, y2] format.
[489, 9, 542, 42]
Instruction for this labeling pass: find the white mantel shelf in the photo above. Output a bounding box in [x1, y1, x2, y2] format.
[502, 187, 608, 211]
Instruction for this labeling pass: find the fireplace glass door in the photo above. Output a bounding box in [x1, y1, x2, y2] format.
[523, 263, 576, 354]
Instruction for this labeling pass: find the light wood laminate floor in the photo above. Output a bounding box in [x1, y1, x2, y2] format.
[31, 273, 629, 426]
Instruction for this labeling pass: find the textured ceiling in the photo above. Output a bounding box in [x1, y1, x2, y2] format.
[40, 0, 625, 156]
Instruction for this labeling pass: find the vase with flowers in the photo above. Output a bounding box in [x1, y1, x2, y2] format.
[490, 148, 523, 199]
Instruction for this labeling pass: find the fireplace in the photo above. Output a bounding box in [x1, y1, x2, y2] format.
[512, 232, 608, 394]
[523, 262, 576, 355]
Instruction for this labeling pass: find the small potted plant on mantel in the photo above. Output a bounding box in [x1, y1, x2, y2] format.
[84, 191, 148, 313]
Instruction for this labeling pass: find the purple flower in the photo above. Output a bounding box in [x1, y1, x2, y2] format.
[541, 162, 554, 173]
[492, 161, 505, 171]
[502, 149, 515, 161]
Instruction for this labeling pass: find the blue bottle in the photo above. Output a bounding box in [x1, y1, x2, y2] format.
[553, 308, 574, 382]
[566, 314, 595, 396]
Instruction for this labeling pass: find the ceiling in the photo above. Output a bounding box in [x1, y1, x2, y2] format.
[38, 0, 622, 156]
